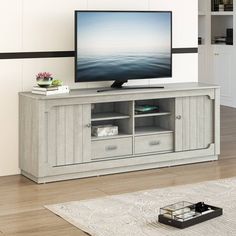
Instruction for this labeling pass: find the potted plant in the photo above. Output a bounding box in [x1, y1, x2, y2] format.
[36, 72, 53, 87]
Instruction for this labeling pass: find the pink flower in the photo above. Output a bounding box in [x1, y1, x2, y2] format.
[36, 72, 52, 79]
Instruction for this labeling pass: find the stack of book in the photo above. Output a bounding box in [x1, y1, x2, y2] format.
[211, 0, 233, 11]
[214, 36, 227, 44]
[32, 85, 70, 95]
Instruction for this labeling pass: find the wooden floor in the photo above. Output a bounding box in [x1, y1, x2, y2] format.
[0, 106, 236, 235]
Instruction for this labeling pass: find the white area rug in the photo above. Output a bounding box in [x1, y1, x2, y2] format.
[46, 178, 236, 236]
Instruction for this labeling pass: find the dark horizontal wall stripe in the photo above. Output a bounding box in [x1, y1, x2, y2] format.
[0, 51, 75, 59]
[172, 48, 198, 54]
[0, 48, 197, 60]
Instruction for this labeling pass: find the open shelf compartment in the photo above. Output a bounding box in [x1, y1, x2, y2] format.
[211, 15, 233, 45]
[91, 101, 132, 121]
[91, 119, 133, 140]
[134, 98, 175, 136]
[91, 101, 133, 139]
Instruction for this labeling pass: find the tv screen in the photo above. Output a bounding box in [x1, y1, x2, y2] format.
[75, 11, 172, 83]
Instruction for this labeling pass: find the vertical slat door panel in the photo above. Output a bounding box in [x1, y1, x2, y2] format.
[189, 96, 197, 150]
[47, 107, 57, 166]
[73, 105, 83, 164]
[82, 104, 91, 163]
[47, 104, 90, 167]
[175, 96, 213, 152]
[182, 97, 190, 150]
[65, 106, 74, 165]
[197, 96, 205, 149]
[57, 106, 66, 166]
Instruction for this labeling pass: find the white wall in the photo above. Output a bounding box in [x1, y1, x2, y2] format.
[0, 0, 198, 176]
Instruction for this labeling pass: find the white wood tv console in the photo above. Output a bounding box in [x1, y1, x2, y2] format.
[19, 83, 220, 183]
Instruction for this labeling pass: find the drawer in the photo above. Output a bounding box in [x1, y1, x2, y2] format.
[92, 137, 133, 160]
[135, 133, 173, 154]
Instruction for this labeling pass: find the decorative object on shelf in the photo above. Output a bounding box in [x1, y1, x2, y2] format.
[213, 36, 227, 44]
[52, 79, 63, 86]
[32, 85, 70, 96]
[198, 37, 202, 45]
[226, 28, 233, 45]
[219, 3, 224, 11]
[34, 72, 69, 95]
[92, 125, 118, 137]
[36, 72, 53, 87]
[212, 0, 220, 11]
[224, 3, 233, 11]
[135, 105, 159, 114]
[158, 201, 223, 229]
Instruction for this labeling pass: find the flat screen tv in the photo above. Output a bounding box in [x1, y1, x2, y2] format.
[75, 11, 172, 89]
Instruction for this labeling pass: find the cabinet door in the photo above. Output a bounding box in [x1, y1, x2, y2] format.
[175, 96, 213, 152]
[213, 49, 233, 106]
[47, 104, 91, 166]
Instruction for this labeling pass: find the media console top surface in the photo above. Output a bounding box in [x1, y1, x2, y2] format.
[20, 82, 219, 100]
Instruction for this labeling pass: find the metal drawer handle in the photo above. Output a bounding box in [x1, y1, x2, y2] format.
[149, 141, 161, 146]
[106, 145, 118, 151]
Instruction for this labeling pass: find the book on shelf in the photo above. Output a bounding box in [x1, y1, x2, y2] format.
[32, 85, 69, 91]
[32, 85, 70, 95]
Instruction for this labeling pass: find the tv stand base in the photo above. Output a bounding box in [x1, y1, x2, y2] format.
[111, 80, 128, 88]
[97, 79, 164, 92]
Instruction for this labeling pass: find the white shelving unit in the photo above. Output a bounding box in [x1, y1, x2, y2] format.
[198, 0, 211, 83]
[198, 0, 236, 107]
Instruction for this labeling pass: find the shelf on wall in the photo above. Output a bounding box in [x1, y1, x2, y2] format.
[211, 44, 233, 46]
[91, 112, 130, 121]
[211, 11, 233, 16]
[135, 127, 173, 136]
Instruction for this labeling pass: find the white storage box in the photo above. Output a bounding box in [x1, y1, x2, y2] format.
[92, 125, 118, 137]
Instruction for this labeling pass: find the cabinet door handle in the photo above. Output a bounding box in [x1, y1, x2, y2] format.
[106, 145, 118, 151]
[176, 115, 182, 120]
[149, 140, 160, 146]
[86, 123, 91, 128]
[214, 53, 219, 56]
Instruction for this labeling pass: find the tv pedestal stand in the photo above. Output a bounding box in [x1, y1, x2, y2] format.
[19, 83, 220, 183]
[97, 80, 164, 92]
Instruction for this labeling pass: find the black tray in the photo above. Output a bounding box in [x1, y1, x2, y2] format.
[158, 204, 223, 229]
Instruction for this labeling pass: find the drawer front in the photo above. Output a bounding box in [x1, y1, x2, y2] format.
[135, 133, 173, 154]
[92, 138, 133, 160]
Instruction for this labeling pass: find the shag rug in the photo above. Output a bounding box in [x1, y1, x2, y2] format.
[46, 178, 236, 236]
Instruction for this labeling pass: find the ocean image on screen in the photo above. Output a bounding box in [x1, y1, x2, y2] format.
[76, 12, 171, 82]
